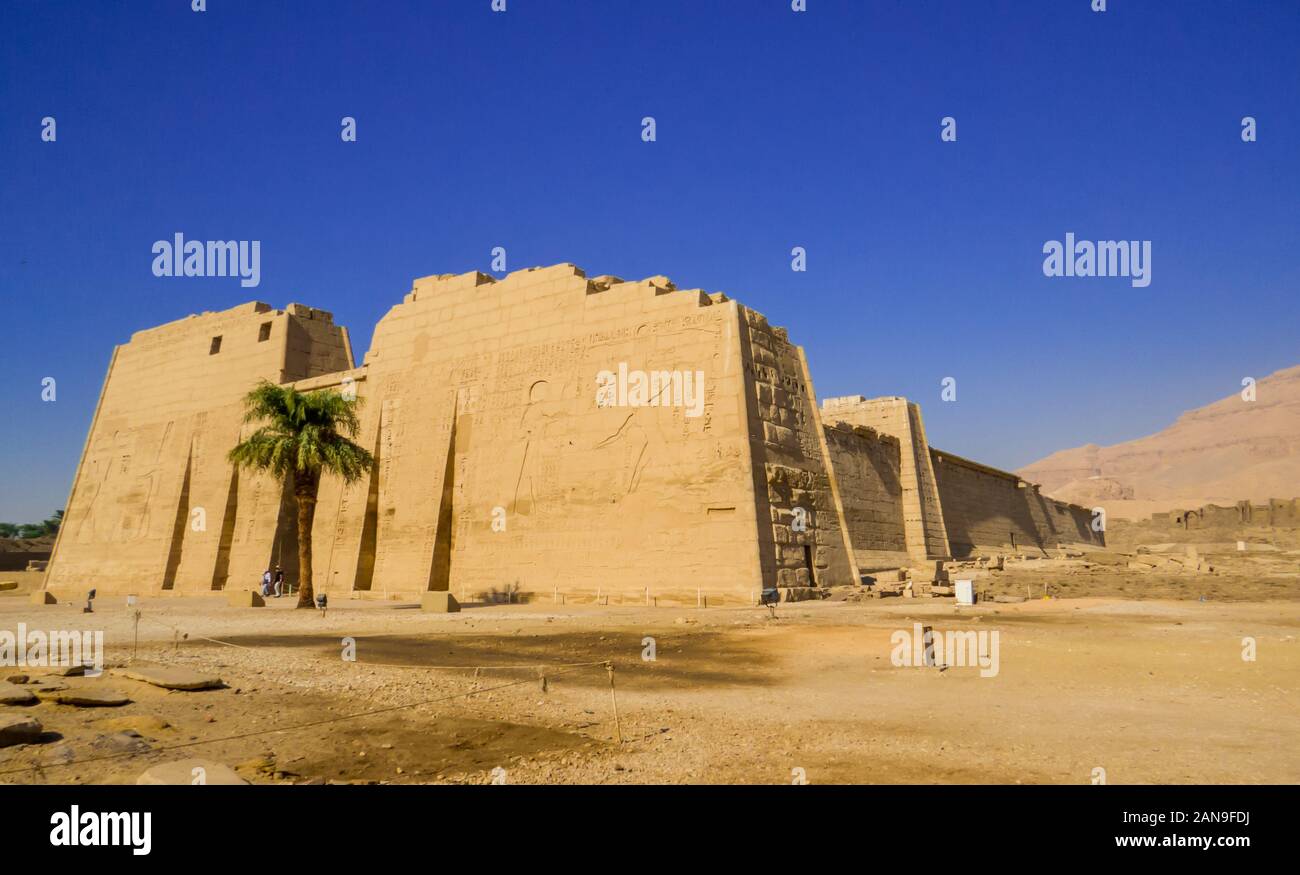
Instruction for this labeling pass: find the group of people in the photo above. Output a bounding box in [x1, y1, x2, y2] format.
[260, 566, 287, 598]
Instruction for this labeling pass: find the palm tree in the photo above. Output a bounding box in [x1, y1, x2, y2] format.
[228, 381, 373, 608]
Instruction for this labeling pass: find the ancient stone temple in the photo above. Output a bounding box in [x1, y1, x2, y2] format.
[43, 264, 1103, 603]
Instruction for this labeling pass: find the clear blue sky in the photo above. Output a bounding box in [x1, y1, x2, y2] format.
[1, 0, 1297, 522]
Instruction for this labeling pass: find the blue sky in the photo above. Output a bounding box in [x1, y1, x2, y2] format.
[1, 0, 1297, 521]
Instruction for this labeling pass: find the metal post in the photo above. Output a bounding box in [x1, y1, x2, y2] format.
[606, 662, 622, 744]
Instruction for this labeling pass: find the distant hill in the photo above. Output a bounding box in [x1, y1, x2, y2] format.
[1018, 364, 1300, 519]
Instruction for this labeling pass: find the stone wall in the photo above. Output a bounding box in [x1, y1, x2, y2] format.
[820, 396, 1105, 561]
[304, 265, 769, 604]
[45, 303, 351, 596]
[929, 450, 1104, 556]
[738, 309, 857, 591]
[818, 396, 949, 560]
[932, 450, 1033, 556]
[1155, 498, 1300, 530]
[45, 264, 1104, 602]
[1038, 494, 1101, 547]
[821, 422, 909, 567]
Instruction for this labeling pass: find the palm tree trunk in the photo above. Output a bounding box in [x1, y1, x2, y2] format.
[294, 472, 320, 609]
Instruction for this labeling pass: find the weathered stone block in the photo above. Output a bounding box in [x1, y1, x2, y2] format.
[0, 714, 43, 747]
[0, 683, 37, 706]
[115, 664, 224, 691]
[421, 591, 460, 613]
[51, 688, 130, 707]
[227, 590, 265, 608]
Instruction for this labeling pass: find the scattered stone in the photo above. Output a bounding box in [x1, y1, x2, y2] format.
[0, 580, 17, 592]
[92, 714, 172, 734]
[51, 688, 131, 707]
[0, 714, 43, 747]
[137, 759, 248, 786]
[48, 664, 92, 677]
[114, 664, 223, 691]
[93, 731, 153, 755]
[32, 681, 69, 696]
[0, 683, 37, 705]
[236, 756, 276, 775]
[4, 674, 30, 684]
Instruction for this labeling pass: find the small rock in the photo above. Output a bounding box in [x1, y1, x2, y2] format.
[0, 714, 44, 747]
[237, 756, 276, 774]
[0, 683, 37, 706]
[137, 759, 248, 786]
[47, 664, 94, 678]
[51, 688, 131, 707]
[114, 664, 223, 691]
[94, 731, 153, 754]
[4, 674, 30, 685]
[92, 714, 171, 734]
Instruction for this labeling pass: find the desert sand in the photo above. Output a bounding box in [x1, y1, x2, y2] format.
[3, 561, 1297, 786]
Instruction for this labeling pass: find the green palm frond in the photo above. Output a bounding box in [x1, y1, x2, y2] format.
[228, 381, 373, 483]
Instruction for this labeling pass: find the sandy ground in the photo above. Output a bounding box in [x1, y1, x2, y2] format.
[3, 566, 1298, 786]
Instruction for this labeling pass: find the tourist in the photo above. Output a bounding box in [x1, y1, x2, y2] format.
[273, 567, 285, 598]
[261, 568, 273, 598]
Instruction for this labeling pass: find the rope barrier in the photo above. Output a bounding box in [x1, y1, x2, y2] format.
[136, 613, 258, 650]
